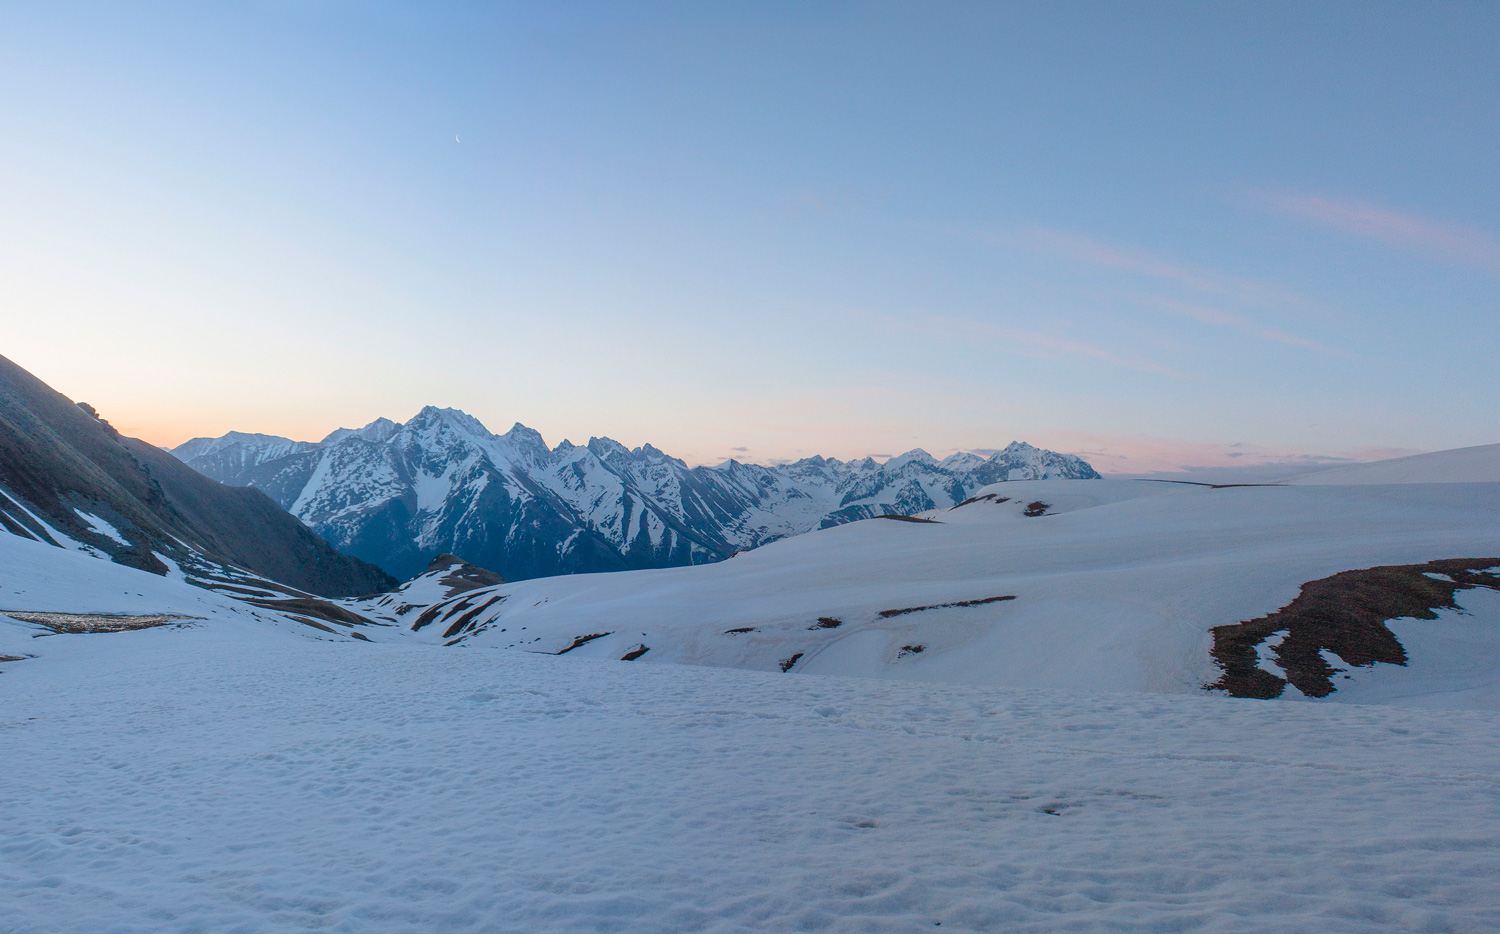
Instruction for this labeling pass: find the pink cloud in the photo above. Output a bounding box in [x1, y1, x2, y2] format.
[1254, 191, 1500, 275]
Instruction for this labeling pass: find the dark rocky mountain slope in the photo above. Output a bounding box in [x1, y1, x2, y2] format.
[0, 354, 394, 597]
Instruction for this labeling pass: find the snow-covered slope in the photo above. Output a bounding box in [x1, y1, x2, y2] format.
[173, 408, 1100, 581]
[4, 471, 1499, 930]
[1283, 442, 1500, 484]
[0, 532, 371, 661]
[349, 479, 1500, 706]
[5, 607, 1500, 932]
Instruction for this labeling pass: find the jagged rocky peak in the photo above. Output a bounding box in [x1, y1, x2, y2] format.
[404, 405, 493, 439]
[172, 410, 1102, 582]
[636, 443, 690, 469]
[586, 436, 632, 461]
[173, 430, 296, 460]
[322, 417, 403, 446]
[995, 440, 1040, 458]
[502, 422, 550, 452]
[883, 449, 937, 470]
[939, 451, 986, 470]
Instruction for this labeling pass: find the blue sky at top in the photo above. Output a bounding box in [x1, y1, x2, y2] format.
[0, 1, 1495, 473]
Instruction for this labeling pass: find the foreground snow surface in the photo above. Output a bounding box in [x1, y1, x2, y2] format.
[5, 625, 1500, 933]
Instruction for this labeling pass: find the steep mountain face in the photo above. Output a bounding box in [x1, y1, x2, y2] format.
[0, 354, 395, 598]
[174, 407, 1100, 581]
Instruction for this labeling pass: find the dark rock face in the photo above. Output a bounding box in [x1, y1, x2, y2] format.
[423, 553, 507, 595]
[0, 353, 394, 598]
[174, 410, 1102, 582]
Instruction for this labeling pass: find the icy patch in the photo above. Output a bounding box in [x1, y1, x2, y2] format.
[153, 551, 186, 581]
[1255, 630, 1289, 679]
[1319, 648, 1348, 675]
[73, 509, 129, 545]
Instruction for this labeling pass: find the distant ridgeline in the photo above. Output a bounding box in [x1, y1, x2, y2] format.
[174, 409, 1101, 581]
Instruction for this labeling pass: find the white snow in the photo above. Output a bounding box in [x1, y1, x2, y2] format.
[152, 550, 187, 581]
[1255, 630, 1290, 679]
[72, 508, 129, 545]
[0, 534, 310, 659]
[0, 487, 94, 554]
[1284, 442, 1500, 485]
[3, 620, 1500, 932]
[1320, 586, 1500, 709]
[4, 480, 1500, 930]
[366, 480, 1500, 703]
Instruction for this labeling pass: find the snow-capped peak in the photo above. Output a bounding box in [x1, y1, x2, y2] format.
[171, 431, 298, 461]
[403, 406, 493, 441]
[883, 449, 937, 471]
[501, 422, 549, 452]
[322, 417, 403, 446]
[173, 414, 1101, 581]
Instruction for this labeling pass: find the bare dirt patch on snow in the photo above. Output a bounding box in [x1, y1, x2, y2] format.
[1208, 558, 1500, 698]
[2, 611, 194, 633]
[878, 595, 1016, 619]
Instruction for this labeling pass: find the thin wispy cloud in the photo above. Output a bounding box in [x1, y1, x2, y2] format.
[850, 307, 1186, 378]
[999, 227, 1316, 310]
[953, 224, 1336, 353]
[1126, 294, 1344, 356]
[1253, 191, 1500, 275]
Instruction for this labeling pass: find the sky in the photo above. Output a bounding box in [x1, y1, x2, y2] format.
[1, 2, 1496, 476]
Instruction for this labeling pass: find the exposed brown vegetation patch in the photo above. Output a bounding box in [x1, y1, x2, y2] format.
[878, 595, 1016, 618]
[246, 597, 378, 628]
[2, 611, 190, 633]
[1135, 479, 1284, 490]
[621, 644, 649, 661]
[724, 626, 758, 634]
[1208, 558, 1500, 699]
[809, 617, 842, 630]
[876, 514, 942, 524]
[1023, 501, 1051, 517]
[442, 594, 508, 638]
[554, 632, 613, 655]
[424, 553, 507, 596]
[410, 594, 479, 632]
[953, 493, 1011, 508]
[897, 644, 925, 657]
[780, 652, 803, 672]
[288, 616, 337, 634]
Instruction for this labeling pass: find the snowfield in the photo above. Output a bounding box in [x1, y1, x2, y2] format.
[1283, 443, 1500, 485]
[5, 623, 1500, 933]
[350, 479, 1500, 706]
[5, 446, 1500, 931]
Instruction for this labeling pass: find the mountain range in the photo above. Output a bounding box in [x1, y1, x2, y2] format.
[173, 407, 1101, 581]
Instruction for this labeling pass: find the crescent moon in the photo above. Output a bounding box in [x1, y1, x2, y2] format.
[455, 135, 461, 143]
